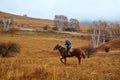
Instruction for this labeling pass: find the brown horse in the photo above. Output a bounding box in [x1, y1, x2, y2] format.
[53, 44, 86, 64]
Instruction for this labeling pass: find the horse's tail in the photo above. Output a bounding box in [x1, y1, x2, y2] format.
[80, 49, 86, 59]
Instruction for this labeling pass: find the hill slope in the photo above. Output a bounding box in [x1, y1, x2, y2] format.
[0, 11, 88, 31]
[0, 11, 54, 30]
[110, 38, 120, 50]
[97, 38, 120, 52]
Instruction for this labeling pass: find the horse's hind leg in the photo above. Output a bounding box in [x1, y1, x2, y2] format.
[79, 57, 81, 64]
[81, 50, 86, 59]
[64, 57, 66, 64]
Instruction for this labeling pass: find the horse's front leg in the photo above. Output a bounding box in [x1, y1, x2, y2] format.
[60, 57, 64, 64]
[60, 57, 66, 64]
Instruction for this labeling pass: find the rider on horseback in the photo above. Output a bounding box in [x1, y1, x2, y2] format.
[65, 37, 71, 56]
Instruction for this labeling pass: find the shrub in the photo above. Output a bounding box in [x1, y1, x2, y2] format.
[8, 27, 17, 37]
[52, 27, 58, 30]
[82, 45, 96, 58]
[104, 43, 111, 53]
[0, 42, 20, 57]
[0, 27, 3, 33]
[43, 25, 49, 30]
[64, 27, 76, 32]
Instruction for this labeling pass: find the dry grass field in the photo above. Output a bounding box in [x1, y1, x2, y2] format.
[0, 32, 120, 80]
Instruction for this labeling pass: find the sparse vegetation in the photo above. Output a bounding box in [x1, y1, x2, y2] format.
[82, 45, 96, 58]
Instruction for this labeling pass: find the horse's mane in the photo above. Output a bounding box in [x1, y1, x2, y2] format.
[58, 44, 66, 49]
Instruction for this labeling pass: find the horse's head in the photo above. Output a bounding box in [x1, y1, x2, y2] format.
[53, 44, 61, 50]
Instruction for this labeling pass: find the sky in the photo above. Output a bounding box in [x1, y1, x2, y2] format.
[0, 0, 120, 22]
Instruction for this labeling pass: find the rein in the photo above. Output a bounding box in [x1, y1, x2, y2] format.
[58, 45, 64, 50]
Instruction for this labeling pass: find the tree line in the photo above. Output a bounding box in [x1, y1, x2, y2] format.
[88, 20, 120, 48]
[54, 15, 80, 32]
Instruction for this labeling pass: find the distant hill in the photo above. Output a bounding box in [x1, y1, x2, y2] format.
[80, 20, 92, 25]
[0, 11, 88, 31]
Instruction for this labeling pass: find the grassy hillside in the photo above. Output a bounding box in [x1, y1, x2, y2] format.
[0, 33, 120, 80]
[0, 11, 54, 29]
[97, 38, 120, 52]
[110, 38, 120, 50]
[0, 11, 88, 31]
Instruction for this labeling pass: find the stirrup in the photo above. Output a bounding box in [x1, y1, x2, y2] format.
[68, 52, 71, 56]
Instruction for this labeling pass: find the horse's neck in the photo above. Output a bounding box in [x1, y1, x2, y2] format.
[58, 46, 65, 53]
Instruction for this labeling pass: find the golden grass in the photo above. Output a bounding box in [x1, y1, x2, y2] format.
[0, 33, 120, 80]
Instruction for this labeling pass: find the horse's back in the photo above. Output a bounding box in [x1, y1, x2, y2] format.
[72, 47, 86, 58]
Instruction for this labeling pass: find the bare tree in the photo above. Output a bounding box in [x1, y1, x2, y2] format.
[111, 23, 120, 38]
[105, 23, 120, 40]
[2, 17, 13, 32]
[90, 21, 99, 48]
[54, 15, 68, 31]
[89, 21, 120, 49]
[69, 18, 80, 31]
[90, 21, 109, 48]
[100, 21, 109, 44]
